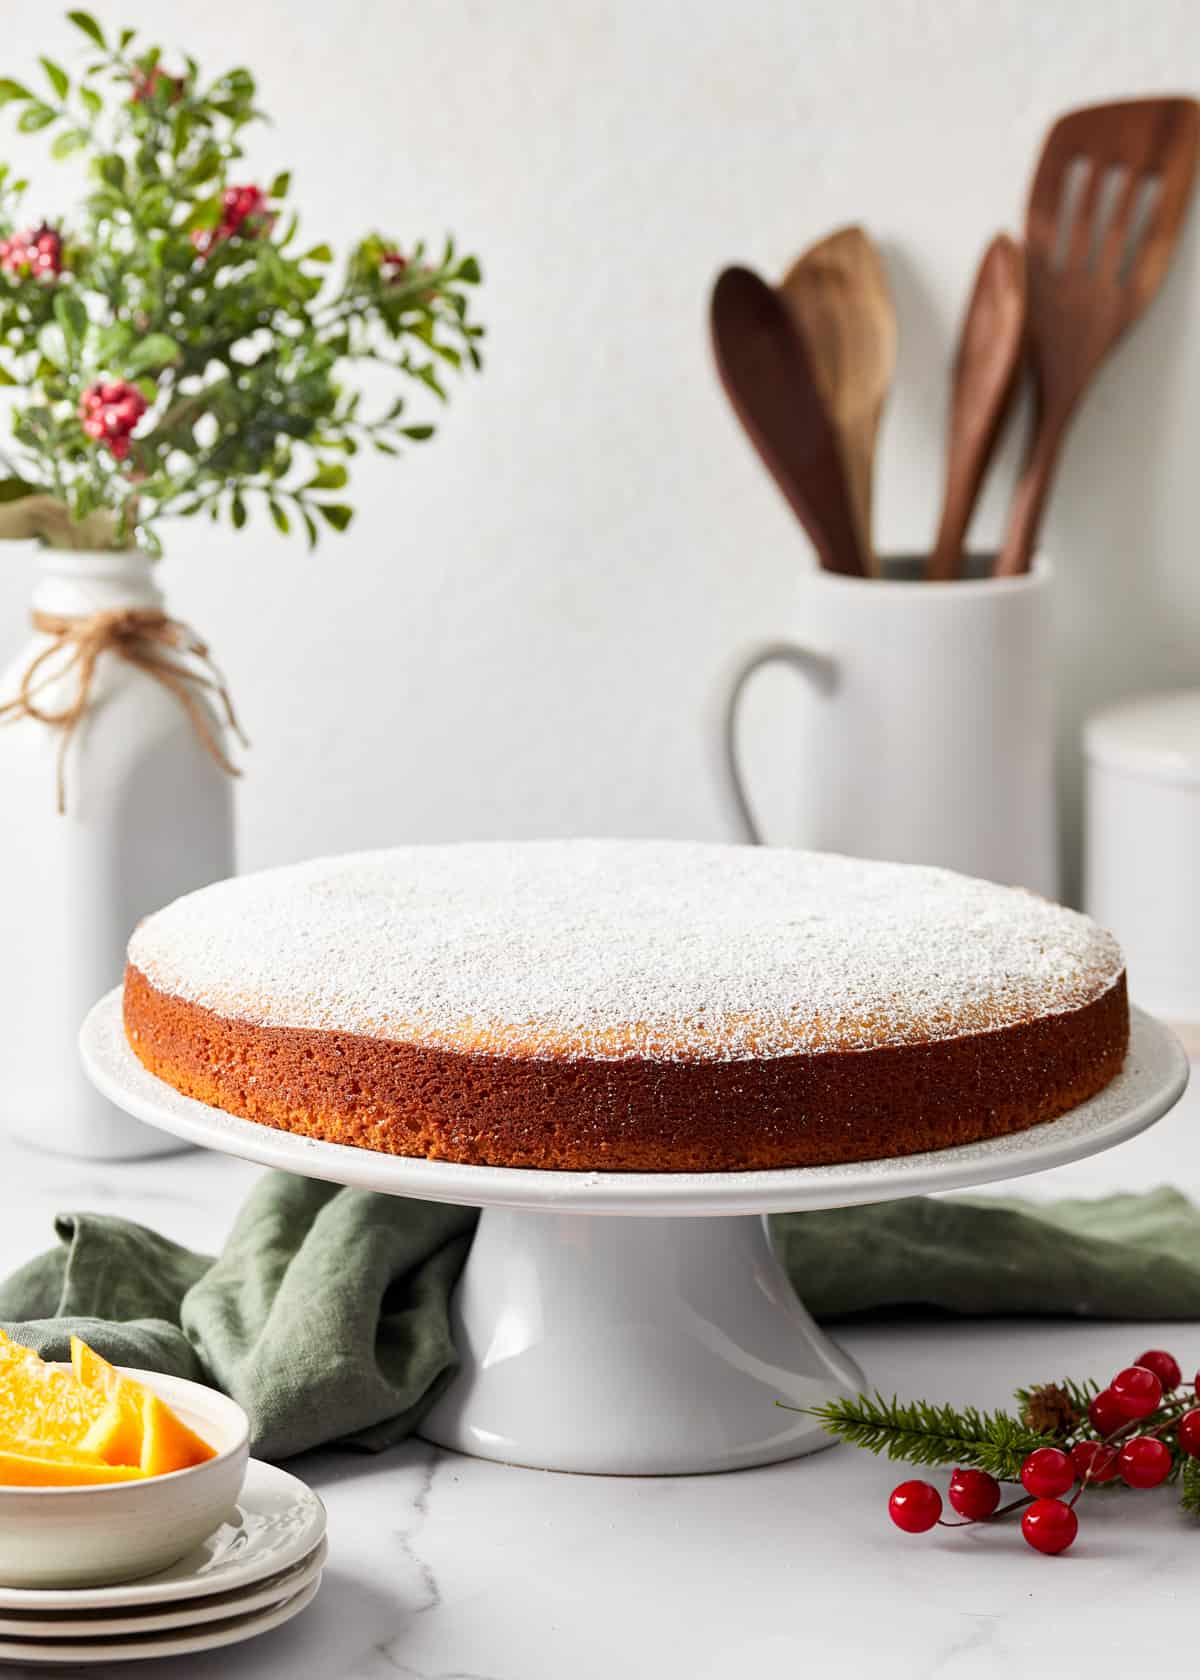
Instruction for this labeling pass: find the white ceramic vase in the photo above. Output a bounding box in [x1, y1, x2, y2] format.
[0, 549, 235, 1158]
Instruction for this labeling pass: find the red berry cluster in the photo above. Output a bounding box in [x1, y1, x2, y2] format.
[889, 1348, 1200, 1557]
[0, 224, 63, 281]
[379, 248, 409, 284]
[130, 65, 185, 105]
[78, 380, 148, 462]
[191, 186, 272, 258]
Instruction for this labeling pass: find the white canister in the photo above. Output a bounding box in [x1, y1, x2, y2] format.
[1084, 689, 1200, 1041]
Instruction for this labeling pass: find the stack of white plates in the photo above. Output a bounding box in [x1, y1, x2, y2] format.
[0, 1461, 326, 1666]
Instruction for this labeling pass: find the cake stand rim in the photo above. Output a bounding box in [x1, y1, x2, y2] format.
[80, 990, 1187, 1217]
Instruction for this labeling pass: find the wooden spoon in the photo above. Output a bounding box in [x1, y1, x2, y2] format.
[995, 97, 1200, 577]
[710, 264, 867, 576]
[778, 227, 896, 571]
[926, 234, 1027, 582]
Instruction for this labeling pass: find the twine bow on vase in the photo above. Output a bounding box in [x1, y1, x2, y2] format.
[0, 607, 247, 813]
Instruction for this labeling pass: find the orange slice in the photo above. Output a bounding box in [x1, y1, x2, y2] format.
[70, 1338, 143, 1467]
[0, 1333, 215, 1481]
[0, 1333, 114, 1458]
[0, 1447, 147, 1487]
[139, 1390, 216, 1475]
[70, 1338, 117, 1391]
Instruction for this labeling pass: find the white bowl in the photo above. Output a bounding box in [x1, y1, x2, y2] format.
[0, 1367, 250, 1588]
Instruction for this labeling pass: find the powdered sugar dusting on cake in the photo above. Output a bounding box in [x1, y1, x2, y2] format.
[127, 841, 1124, 1062]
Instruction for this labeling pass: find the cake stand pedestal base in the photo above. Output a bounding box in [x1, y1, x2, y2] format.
[419, 1209, 863, 1474]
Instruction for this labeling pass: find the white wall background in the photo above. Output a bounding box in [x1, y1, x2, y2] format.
[1, 0, 1199, 901]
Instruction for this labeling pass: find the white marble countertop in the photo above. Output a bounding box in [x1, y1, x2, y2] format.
[1, 1066, 1198, 1679]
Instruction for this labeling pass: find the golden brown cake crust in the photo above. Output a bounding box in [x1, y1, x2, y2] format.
[123, 962, 1130, 1173]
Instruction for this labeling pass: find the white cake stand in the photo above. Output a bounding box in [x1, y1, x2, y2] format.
[81, 992, 1187, 1476]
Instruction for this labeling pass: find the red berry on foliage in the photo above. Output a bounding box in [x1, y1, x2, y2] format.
[78, 380, 146, 460]
[0, 224, 62, 280]
[1110, 1365, 1163, 1420]
[193, 186, 271, 259]
[1021, 1498, 1078, 1555]
[1071, 1439, 1119, 1484]
[223, 185, 265, 232]
[1020, 1446, 1075, 1499]
[888, 1480, 942, 1533]
[1118, 1435, 1173, 1489]
[1178, 1409, 1200, 1459]
[380, 247, 409, 283]
[130, 65, 183, 105]
[947, 1467, 1000, 1520]
[28, 226, 61, 276]
[1088, 1388, 1127, 1436]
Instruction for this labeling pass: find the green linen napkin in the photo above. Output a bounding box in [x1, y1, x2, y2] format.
[0, 1175, 475, 1460]
[2, 1174, 1198, 1461]
[770, 1188, 1200, 1319]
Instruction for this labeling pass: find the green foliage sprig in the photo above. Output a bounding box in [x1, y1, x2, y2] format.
[0, 11, 483, 553]
[800, 1391, 1056, 1482]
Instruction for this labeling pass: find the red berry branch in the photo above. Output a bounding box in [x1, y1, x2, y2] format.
[802, 1348, 1200, 1557]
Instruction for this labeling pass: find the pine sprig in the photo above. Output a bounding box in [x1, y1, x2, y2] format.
[1182, 1457, 1200, 1517]
[802, 1391, 1056, 1482]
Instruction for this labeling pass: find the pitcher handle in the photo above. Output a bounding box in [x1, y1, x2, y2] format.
[720, 640, 836, 846]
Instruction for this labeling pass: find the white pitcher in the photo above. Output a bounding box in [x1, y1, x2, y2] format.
[720, 556, 1058, 899]
[0, 550, 235, 1158]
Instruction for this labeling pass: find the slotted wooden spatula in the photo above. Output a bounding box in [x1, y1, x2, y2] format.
[778, 227, 896, 571]
[710, 264, 867, 576]
[996, 97, 1200, 576]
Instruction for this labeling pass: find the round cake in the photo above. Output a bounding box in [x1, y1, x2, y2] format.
[123, 840, 1129, 1172]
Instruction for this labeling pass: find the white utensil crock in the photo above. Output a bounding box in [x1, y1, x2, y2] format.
[720, 556, 1058, 898]
[0, 550, 235, 1158]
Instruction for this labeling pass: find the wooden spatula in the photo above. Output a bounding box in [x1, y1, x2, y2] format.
[778, 227, 896, 571]
[926, 234, 1027, 581]
[710, 265, 867, 577]
[995, 97, 1200, 577]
